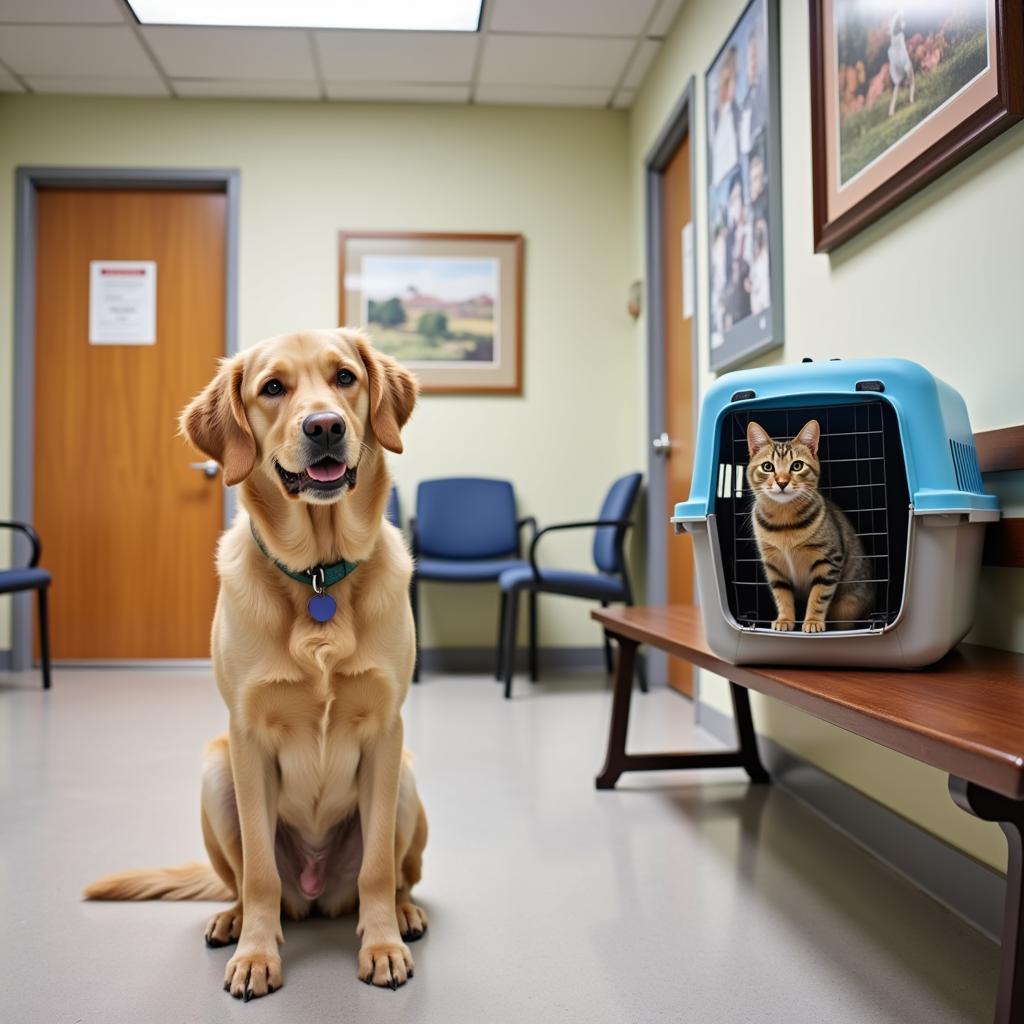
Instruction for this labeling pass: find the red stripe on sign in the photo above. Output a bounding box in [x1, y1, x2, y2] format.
[101, 268, 147, 276]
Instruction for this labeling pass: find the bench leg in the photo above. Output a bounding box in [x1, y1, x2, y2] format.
[730, 683, 769, 784]
[38, 587, 52, 691]
[595, 637, 771, 790]
[950, 777, 1024, 1024]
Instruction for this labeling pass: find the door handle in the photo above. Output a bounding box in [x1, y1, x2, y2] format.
[652, 432, 673, 457]
[189, 459, 219, 479]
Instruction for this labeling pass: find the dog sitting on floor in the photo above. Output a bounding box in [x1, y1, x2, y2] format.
[85, 328, 427, 1001]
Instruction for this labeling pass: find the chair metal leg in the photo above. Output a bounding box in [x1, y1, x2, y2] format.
[528, 591, 538, 682]
[496, 591, 508, 681]
[411, 574, 421, 683]
[502, 590, 520, 700]
[950, 777, 1024, 1023]
[37, 587, 52, 691]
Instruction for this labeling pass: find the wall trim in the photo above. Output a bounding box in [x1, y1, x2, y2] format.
[698, 697, 1005, 942]
[10, 166, 241, 670]
[644, 76, 700, 692]
[419, 645, 606, 675]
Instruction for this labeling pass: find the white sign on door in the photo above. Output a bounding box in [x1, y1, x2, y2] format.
[89, 261, 157, 345]
[681, 222, 694, 321]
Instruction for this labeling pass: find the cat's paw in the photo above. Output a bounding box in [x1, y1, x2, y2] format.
[771, 618, 794, 631]
[802, 618, 826, 633]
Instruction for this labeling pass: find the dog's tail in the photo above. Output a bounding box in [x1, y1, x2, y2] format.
[83, 861, 235, 902]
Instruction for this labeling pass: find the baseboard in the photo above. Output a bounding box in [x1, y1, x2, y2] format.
[418, 645, 606, 674]
[698, 698, 1005, 942]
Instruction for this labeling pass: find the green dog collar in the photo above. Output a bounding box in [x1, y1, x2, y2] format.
[250, 523, 360, 589]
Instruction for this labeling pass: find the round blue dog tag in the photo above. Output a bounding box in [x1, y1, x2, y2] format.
[308, 593, 337, 623]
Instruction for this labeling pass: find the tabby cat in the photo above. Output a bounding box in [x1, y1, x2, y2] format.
[746, 419, 874, 632]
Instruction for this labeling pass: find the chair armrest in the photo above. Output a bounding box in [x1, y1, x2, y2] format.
[517, 516, 538, 555]
[0, 521, 42, 568]
[528, 519, 633, 580]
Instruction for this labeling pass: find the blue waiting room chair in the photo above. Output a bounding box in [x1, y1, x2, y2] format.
[497, 472, 645, 699]
[1, 521, 52, 689]
[410, 478, 535, 682]
[385, 486, 400, 529]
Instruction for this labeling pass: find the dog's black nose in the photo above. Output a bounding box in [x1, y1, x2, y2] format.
[302, 412, 345, 447]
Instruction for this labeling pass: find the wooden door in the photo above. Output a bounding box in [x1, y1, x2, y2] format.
[661, 135, 696, 696]
[34, 188, 226, 659]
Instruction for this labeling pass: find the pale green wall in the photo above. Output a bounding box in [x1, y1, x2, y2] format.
[0, 96, 638, 653]
[628, 0, 1024, 872]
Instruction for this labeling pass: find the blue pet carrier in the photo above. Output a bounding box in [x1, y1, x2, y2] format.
[672, 358, 998, 667]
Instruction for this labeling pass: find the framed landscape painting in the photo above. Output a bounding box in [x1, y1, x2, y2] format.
[705, 0, 784, 373]
[339, 231, 523, 394]
[810, 0, 1024, 252]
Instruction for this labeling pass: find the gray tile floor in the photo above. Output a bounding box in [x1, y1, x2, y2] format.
[0, 667, 999, 1023]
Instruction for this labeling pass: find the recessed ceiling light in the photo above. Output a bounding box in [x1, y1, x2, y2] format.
[127, 0, 484, 32]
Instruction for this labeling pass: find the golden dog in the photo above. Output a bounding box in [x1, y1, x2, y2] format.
[85, 328, 427, 1000]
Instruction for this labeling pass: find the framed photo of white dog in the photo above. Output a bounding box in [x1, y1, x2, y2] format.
[810, 0, 1024, 252]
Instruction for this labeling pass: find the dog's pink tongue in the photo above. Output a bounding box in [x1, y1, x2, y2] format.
[299, 856, 325, 899]
[306, 459, 346, 483]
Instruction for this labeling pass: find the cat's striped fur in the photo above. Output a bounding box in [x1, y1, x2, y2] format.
[746, 419, 874, 632]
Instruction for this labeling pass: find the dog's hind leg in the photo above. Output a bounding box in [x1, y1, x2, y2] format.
[201, 734, 245, 948]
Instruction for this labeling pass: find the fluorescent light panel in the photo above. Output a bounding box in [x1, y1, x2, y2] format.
[127, 0, 483, 32]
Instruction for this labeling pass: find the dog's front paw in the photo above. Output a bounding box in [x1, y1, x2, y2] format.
[224, 949, 282, 1001]
[771, 617, 794, 632]
[358, 940, 414, 989]
[802, 618, 826, 634]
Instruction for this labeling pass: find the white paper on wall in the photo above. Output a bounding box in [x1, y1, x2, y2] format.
[681, 222, 694, 320]
[89, 261, 157, 345]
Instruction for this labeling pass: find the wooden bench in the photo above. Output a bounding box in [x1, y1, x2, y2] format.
[593, 423, 1024, 1024]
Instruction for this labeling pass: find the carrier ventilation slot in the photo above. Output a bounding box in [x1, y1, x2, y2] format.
[950, 440, 983, 494]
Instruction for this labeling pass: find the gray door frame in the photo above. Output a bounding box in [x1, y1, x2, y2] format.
[9, 166, 240, 670]
[644, 77, 700, 690]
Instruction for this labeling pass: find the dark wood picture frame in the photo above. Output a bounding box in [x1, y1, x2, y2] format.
[809, 0, 1024, 253]
[339, 230, 524, 395]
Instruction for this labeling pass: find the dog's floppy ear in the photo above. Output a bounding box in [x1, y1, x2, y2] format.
[179, 354, 256, 486]
[354, 332, 419, 454]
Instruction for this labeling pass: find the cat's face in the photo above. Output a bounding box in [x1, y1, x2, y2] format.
[746, 419, 821, 506]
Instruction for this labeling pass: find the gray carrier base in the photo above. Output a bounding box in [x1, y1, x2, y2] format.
[675, 509, 994, 669]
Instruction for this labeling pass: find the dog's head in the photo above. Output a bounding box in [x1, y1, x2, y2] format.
[181, 328, 418, 505]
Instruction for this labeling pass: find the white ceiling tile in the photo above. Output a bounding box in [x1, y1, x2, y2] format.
[26, 75, 169, 95]
[622, 39, 659, 90]
[611, 88, 635, 109]
[315, 31, 477, 83]
[0, 0, 124, 24]
[478, 35, 633, 88]
[648, 0, 685, 38]
[0, 25, 155, 76]
[174, 78, 320, 99]
[326, 82, 470, 102]
[142, 26, 315, 80]
[0, 68, 23, 90]
[489, 0, 658, 37]
[475, 84, 611, 108]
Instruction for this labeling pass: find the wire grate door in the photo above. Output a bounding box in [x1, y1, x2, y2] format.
[713, 399, 910, 633]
